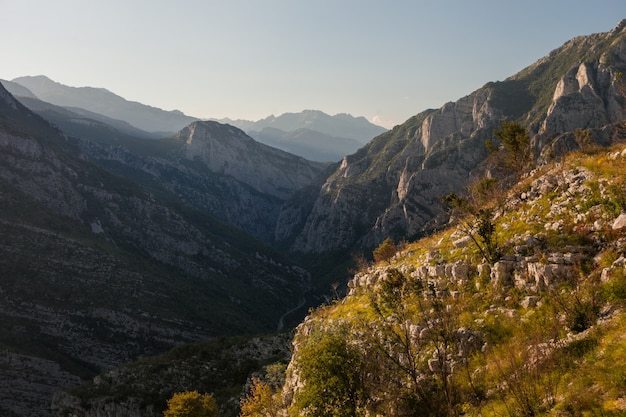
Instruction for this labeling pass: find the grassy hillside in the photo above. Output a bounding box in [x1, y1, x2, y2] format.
[281, 141, 626, 417]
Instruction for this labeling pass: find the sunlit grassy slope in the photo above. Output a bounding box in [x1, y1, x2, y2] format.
[288, 142, 626, 417]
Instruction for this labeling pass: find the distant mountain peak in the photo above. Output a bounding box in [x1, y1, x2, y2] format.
[0, 81, 19, 108]
[173, 120, 328, 199]
[11, 75, 198, 133]
[14, 74, 113, 93]
[214, 109, 387, 161]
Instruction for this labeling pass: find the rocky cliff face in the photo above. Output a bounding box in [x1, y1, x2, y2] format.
[280, 20, 626, 254]
[282, 89, 500, 252]
[74, 120, 328, 243]
[535, 21, 626, 138]
[174, 121, 328, 200]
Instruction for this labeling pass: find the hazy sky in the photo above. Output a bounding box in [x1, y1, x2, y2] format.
[1, 1, 624, 128]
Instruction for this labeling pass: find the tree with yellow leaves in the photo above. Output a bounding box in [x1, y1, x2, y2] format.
[373, 237, 396, 264]
[164, 391, 217, 417]
[239, 376, 282, 417]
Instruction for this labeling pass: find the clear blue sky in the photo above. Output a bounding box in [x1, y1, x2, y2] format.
[1, 0, 624, 128]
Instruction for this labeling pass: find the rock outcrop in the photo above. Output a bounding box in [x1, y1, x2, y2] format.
[76, 120, 328, 242]
[282, 88, 500, 253]
[174, 121, 328, 200]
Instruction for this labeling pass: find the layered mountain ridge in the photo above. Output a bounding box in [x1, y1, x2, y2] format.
[217, 110, 387, 161]
[69, 119, 328, 243]
[218, 109, 386, 143]
[4, 76, 386, 162]
[174, 121, 327, 199]
[9, 75, 198, 134]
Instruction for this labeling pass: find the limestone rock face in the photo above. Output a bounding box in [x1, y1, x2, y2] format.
[175, 121, 327, 200]
[542, 60, 622, 134]
[283, 86, 499, 253]
[280, 20, 626, 254]
[74, 119, 329, 243]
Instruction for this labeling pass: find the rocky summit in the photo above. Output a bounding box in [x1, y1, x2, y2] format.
[74, 119, 328, 243]
[173, 120, 328, 200]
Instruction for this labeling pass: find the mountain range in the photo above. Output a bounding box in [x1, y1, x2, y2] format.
[0, 18, 625, 417]
[217, 110, 387, 161]
[277, 19, 626, 253]
[2, 76, 387, 162]
[7, 75, 198, 134]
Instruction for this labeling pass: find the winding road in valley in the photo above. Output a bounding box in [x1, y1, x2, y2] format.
[277, 294, 308, 332]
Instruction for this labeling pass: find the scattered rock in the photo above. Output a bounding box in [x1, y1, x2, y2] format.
[525, 235, 543, 247]
[453, 235, 473, 248]
[491, 261, 515, 287]
[521, 296, 540, 308]
[612, 212, 626, 230]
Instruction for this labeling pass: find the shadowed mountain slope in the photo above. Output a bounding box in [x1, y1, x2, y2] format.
[0, 82, 310, 416]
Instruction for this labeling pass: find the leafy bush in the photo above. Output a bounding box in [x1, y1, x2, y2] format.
[603, 268, 626, 303]
[240, 377, 282, 417]
[444, 193, 501, 265]
[289, 324, 367, 417]
[373, 237, 397, 264]
[164, 391, 217, 417]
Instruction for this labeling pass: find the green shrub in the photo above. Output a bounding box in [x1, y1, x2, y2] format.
[373, 237, 397, 264]
[290, 325, 367, 417]
[603, 268, 626, 303]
